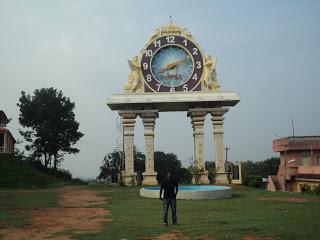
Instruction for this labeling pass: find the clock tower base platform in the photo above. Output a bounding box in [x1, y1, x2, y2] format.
[142, 172, 158, 186]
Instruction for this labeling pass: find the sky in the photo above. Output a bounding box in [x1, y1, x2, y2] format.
[1, 0, 320, 179]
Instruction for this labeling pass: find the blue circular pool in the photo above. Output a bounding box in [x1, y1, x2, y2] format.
[140, 185, 231, 200]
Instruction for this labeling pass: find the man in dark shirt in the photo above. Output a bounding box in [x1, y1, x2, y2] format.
[160, 171, 178, 226]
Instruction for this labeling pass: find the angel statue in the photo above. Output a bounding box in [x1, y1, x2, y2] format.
[124, 56, 143, 93]
[202, 55, 220, 92]
[148, 28, 160, 43]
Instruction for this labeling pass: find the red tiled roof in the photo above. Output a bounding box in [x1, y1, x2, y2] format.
[0, 110, 9, 125]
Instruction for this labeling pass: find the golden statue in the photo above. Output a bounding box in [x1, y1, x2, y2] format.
[125, 56, 143, 93]
[203, 55, 220, 91]
[148, 28, 160, 43]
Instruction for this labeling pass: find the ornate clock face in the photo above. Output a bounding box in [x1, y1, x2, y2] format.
[141, 35, 203, 92]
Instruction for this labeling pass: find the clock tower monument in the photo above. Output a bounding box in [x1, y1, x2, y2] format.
[107, 22, 240, 185]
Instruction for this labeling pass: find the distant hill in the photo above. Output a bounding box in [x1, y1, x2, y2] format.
[0, 154, 67, 188]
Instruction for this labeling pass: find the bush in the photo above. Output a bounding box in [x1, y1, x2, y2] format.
[301, 184, 320, 195]
[190, 166, 204, 184]
[246, 175, 262, 188]
[242, 157, 280, 188]
[27, 159, 72, 180]
[71, 178, 86, 185]
[178, 167, 192, 183]
[0, 154, 63, 188]
[208, 167, 217, 184]
[205, 161, 216, 184]
[136, 171, 143, 186]
[301, 184, 311, 193]
[314, 185, 320, 195]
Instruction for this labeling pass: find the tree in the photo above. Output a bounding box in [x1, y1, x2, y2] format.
[154, 151, 182, 182]
[99, 148, 192, 184]
[133, 146, 145, 185]
[205, 161, 216, 184]
[98, 150, 121, 180]
[134, 146, 145, 174]
[189, 165, 204, 184]
[154, 151, 192, 183]
[241, 157, 280, 188]
[98, 146, 146, 184]
[17, 88, 83, 169]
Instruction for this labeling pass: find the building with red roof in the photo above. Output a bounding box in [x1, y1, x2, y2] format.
[0, 110, 16, 155]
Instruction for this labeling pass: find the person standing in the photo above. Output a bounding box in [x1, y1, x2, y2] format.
[160, 171, 178, 226]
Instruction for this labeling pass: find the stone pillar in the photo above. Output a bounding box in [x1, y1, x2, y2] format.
[140, 110, 159, 186]
[119, 111, 137, 186]
[211, 108, 229, 184]
[188, 109, 210, 184]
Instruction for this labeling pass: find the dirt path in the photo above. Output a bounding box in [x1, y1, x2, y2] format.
[150, 231, 274, 240]
[1, 186, 111, 240]
[147, 230, 216, 240]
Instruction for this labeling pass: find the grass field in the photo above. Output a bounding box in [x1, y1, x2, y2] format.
[0, 190, 59, 230]
[1, 185, 320, 240]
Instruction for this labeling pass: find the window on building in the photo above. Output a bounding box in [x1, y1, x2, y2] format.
[301, 151, 311, 166]
[0, 133, 4, 146]
[317, 156, 320, 166]
[0, 133, 3, 152]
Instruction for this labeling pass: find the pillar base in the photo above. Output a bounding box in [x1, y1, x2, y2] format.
[121, 171, 137, 186]
[192, 171, 210, 184]
[142, 172, 158, 186]
[215, 172, 229, 184]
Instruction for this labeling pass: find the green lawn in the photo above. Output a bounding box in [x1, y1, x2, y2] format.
[0, 185, 319, 240]
[79, 185, 320, 240]
[0, 189, 59, 230]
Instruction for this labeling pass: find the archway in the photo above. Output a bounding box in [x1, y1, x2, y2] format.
[106, 22, 240, 185]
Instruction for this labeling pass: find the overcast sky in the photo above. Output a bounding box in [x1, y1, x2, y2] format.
[1, 1, 320, 179]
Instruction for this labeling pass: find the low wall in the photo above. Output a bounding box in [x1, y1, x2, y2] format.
[140, 186, 232, 200]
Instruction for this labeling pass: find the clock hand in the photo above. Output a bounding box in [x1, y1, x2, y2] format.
[159, 56, 190, 74]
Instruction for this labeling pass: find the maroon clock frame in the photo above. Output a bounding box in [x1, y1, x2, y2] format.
[141, 35, 204, 92]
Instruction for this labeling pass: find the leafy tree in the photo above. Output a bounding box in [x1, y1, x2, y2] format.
[154, 151, 182, 182]
[17, 88, 83, 169]
[205, 161, 216, 184]
[98, 150, 121, 180]
[189, 165, 204, 184]
[98, 146, 145, 183]
[134, 146, 145, 180]
[241, 157, 280, 188]
[99, 148, 192, 184]
[225, 161, 235, 183]
[179, 167, 193, 183]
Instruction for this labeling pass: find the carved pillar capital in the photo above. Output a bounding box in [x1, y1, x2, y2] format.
[211, 107, 228, 120]
[188, 109, 207, 135]
[119, 111, 137, 136]
[118, 110, 137, 119]
[139, 110, 159, 119]
[211, 107, 228, 134]
[140, 110, 159, 137]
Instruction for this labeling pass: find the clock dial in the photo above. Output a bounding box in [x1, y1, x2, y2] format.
[141, 35, 203, 92]
[151, 46, 193, 87]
